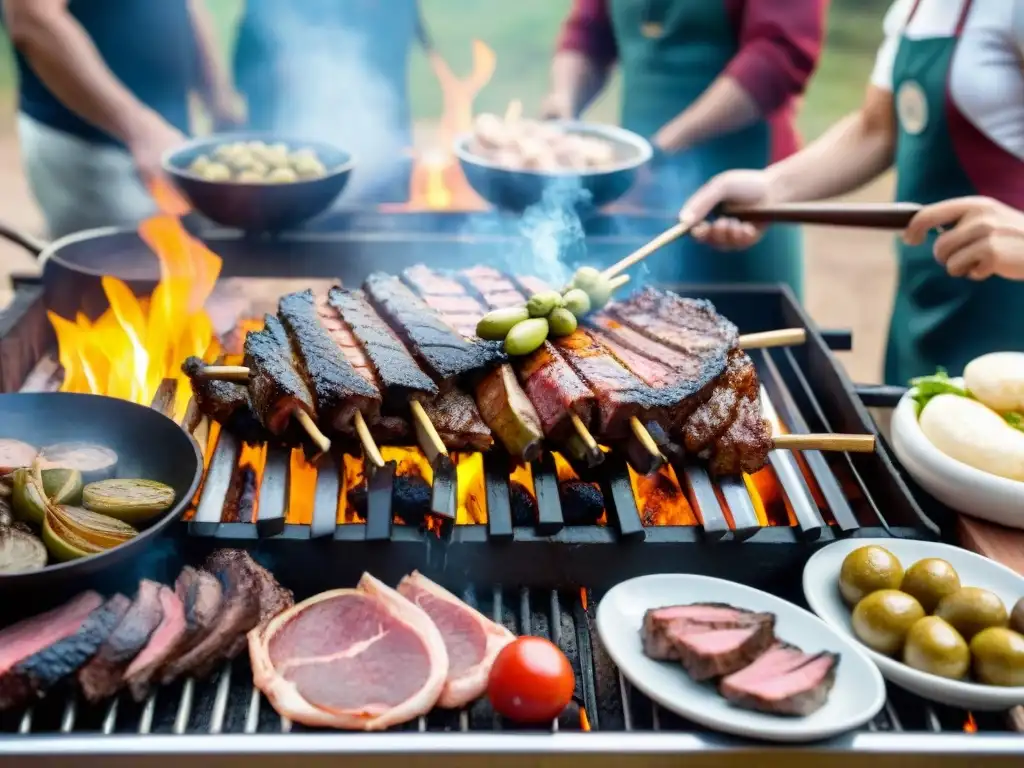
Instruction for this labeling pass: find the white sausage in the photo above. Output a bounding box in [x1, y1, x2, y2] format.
[919, 393, 1024, 481]
[964, 352, 1024, 413]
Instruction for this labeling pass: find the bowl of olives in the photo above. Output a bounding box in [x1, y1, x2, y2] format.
[162, 134, 354, 231]
[803, 538, 1024, 710]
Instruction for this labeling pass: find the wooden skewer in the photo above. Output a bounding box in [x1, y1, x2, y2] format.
[772, 433, 875, 453]
[630, 416, 666, 463]
[293, 409, 332, 456]
[608, 274, 630, 291]
[569, 412, 599, 456]
[738, 328, 807, 349]
[353, 411, 385, 469]
[601, 220, 693, 280]
[410, 400, 448, 458]
[195, 365, 250, 382]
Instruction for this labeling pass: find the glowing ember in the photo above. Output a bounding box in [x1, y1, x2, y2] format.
[231, 441, 267, 523]
[49, 208, 221, 422]
[383, 40, 495, 211]
[579, 587, 588, 611]
[580, 706, 591, 731]
[286, 448, 319, 525]
[629, 464, 698, 526]
[453, 452, 487, 525]
[964, 713, 978, 733]
[509, 462, 536, 496]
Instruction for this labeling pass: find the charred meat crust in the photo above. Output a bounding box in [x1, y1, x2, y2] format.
[327, 287, 439, 404]
[181, 356, 273, 445]
[421, 389, 495, 452]
[244, 314, 315, 435]
[365, 271, 504, 382]
[606, 287, 739, 355]
[278, 290, 380, 434]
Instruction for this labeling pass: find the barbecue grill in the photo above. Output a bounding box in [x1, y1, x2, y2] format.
[0, 209, 1019, 762]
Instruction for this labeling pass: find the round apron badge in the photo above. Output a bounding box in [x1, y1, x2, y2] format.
[897, 80, 928, 135]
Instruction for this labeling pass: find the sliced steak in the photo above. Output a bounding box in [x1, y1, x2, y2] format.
[397, 571, 515, 708]
[642, 603, 775, 661]
[1, 595, 128, 711]
[124, 586, 187, 702]
[250, 573, 449, 730]
[720, 647, 839, 716]
[78, 580, 165, 702]
[231, 551, 295, 655]
[175, 566, 224, 647]
[161, 551, 260, 683]
[673, 623, 776, 681]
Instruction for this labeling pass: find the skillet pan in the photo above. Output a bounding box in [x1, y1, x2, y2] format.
[0, 392, 202, 596]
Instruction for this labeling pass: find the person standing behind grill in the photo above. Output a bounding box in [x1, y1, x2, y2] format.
[232, 0, 431, 204]
[540, 0, 827, 298]
[1, 0, 236, 237]
[679, 0, 1024, 385]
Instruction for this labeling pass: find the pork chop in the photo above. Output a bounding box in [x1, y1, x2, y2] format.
[397, 571, 514, 708]
[249, 573, 448, 730]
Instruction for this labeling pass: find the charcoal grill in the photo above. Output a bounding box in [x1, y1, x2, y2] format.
[1, 210, 1020, 762]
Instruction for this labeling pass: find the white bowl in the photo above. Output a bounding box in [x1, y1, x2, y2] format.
[597, 574, 885, 742]
[890, 386, 1024, 529]
[803, 538, 1024, 710]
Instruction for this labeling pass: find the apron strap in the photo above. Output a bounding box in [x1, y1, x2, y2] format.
[905, 0, 973, 33]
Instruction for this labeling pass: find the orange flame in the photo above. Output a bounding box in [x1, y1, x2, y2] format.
[629, 464, 698, 526]
[338, 453, 367, 524]
[49, 211, 221, 422]
[964, 713, 978, 733]
[579, 706, 591, 732]
[384, 41, 495, 211]
[286, 449, 319, 525]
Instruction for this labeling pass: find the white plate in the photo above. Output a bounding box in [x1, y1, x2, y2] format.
[596, 574, 885, 742]
[890, 384, 1024, 529]
[804, 538, 1024, 710]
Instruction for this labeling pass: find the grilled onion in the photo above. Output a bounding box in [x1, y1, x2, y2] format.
[0, 526, 47, 573]
[42, 504, 138, 562]
[82, 478, 175, 524]
[12, 467, 83, 526]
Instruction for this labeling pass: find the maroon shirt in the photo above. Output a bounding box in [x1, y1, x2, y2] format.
[556, 0, 826, 160]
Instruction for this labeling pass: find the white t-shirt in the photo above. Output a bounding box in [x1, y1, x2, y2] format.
[870, 0, 1024, 160]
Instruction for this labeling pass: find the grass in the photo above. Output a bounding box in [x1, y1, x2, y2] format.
[0, 0, 886, 141]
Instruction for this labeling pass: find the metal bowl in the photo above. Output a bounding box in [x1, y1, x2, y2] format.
[454, 121, 652, 214]
[163, 133, 354, 232]
[0, 393, 202, 595]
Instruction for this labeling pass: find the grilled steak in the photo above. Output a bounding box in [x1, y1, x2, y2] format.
[124, 586, 187, 702]
[327, 287, 438, 407]
[404, 265, 541, 459]
[78, 580, 165, 702]
[642, 603, 775, 661]
[364, 272, 503, 383]
[175, 566, 224, 648]
[707, 394, 774, 476]
[462, 267, 595, 442]
[278, 290, 381, 435]
[229, 551, 295, 655]
[0, 594, 128, 711]
[162, 552, 261, 683]
[244, 314, 315, 436]
[181, 357, 271, 444]
[606, 287, 739, 355]
[421, 389, 495, 452]
[682, 349, 759, 455]
[672, 621, 776, 681]
[720, 645, 839, 716]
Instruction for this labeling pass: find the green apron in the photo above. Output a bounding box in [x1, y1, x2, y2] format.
[609, 0, 803, 296]
[886, 0, 1024, 384]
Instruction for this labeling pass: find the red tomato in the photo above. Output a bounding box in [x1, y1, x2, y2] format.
[487, 636, 575, 723]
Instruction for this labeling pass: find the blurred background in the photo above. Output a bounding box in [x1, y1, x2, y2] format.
[0, 0, 895, 383]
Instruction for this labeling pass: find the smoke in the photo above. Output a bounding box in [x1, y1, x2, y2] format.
[253, 6, 411, 204]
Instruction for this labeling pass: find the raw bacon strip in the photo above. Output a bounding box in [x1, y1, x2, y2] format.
[397, 571, 514, 708]
[250, 573, 448, 731]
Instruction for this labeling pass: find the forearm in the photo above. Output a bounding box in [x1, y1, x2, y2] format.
[655, 76, 761, 152]
[5, 4, 160, 143]
[188, 0, 231, 103]
[549, 50, 609, 117]
[766, 96, 896, 203]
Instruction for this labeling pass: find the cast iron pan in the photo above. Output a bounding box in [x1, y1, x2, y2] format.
[0, 222, 164, 321]
[0, 392, 202, 595]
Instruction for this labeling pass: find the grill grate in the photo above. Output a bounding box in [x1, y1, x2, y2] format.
[0, 586, 1014, 741]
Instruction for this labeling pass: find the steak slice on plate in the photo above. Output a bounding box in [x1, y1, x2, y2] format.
[124, 586, 187, 702]
[78, 580, 165, 702]
[671, 622, 776, 681]
[720, 646, 839, 716]
[641, 603, 774, 661]
[1, 594, 128, 711]
[250, 573, 448, 730]
[397, 571, 514, 708]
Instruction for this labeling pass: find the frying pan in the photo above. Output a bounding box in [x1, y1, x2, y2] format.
[0, 222, 162, 320]
[0, 392, 202, 595]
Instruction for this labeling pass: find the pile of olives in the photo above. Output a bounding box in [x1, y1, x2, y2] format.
[839, 545, 1024, 686]
[188, 141, 328, 184]
[475, 267, 622, 356]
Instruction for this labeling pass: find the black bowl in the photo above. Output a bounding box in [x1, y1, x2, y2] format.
[0, 393, 202, 594]
[163, 133, 354, 231]
[454, 121, 652, 215]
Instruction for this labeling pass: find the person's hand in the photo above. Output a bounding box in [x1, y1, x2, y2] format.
[904, 196, 1024, 281]
[208, 86, 246, 132]
[679, 169, 774, 251]
[126, 112, 187, 185]
[540, 91, 575, 120]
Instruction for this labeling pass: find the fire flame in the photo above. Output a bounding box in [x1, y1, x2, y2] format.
[49, 209, 221, 422]
[384, 40, 495, 211]
[629, 464, 698, 526]
[964, 713, 978, 733]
